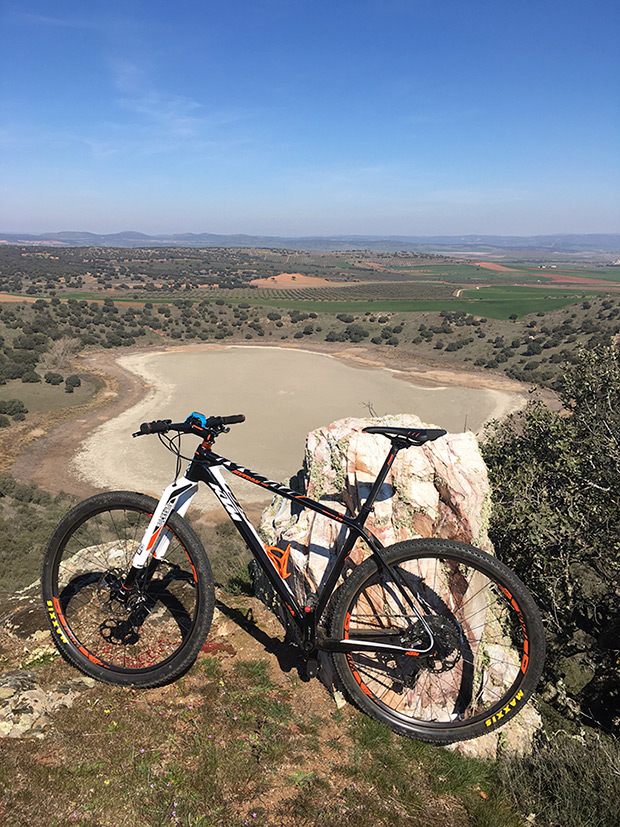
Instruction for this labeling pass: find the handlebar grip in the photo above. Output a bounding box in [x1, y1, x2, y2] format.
[221, 414, 245, 425]
[133, 413, 245, 438]
[138, 419, 172, 435]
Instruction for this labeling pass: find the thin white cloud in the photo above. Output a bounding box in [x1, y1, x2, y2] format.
[3, 9, 97, 29]
[118, 92, 203, 139]
[108, 57, 147, 95]
[102, 56, 255, 154]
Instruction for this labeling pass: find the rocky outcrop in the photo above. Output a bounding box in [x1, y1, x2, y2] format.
[0, 590, 88, 739]
[259, 414, 542, 758]
[260, 414, 493, 606]
[0, 668, 94, 739]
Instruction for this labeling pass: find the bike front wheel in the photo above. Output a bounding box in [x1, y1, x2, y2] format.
[330, 539, 545, 743]
[41, 491, 215, 687]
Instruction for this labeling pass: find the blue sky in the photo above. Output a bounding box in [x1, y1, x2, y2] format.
[1, 0, 619, 236]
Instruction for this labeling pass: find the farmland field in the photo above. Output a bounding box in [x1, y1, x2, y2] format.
[485, 262, 620, 283]
[190, 282, 457, 302]
[36, 284, 601, 319]
[178, 285, 594, 319]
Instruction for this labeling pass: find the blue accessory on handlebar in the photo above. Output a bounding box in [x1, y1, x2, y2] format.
[185, 412, 208, 428]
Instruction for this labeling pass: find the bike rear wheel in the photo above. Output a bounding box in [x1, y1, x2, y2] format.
[41, 491, 214, 687]
[330, 539, 545, 743]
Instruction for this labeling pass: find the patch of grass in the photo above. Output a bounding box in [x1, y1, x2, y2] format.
[0, 477, 75, 591]
[280, 771, 332, 824]
[497, 731, 620, 827]
[20, 651, 58, 668]
[225, 565, 254, 596]
[198, 654, 225, 680]
[4, 582, 619, 827]
[0, 376, 97, 414]
[233, 659, 276, 688]
[337, 715, 522, 827]
[200, 520, 254, 591]
[288, 768, 318, 789]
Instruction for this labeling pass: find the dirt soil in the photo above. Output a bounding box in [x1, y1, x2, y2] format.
[0, 293, 38, 303]
[9, 351, 148, 499]
[474, 262, 518, 272]
[249, 273, 352, 288]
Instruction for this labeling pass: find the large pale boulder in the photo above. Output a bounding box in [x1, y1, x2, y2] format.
[258, 414, 542, 757]
[260, 414, 493, 606]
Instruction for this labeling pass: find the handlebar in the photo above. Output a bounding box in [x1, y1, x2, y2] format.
[132, 411, 245, 439]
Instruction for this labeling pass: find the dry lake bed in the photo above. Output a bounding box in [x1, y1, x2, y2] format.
[71, 346, 525, 507]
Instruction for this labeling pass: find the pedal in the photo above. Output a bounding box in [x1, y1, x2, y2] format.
[306, 658, 319, 679]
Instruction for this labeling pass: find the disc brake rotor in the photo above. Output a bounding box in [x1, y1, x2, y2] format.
[399, 615, 463, 676]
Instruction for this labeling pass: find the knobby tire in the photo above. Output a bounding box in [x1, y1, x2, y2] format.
[41, 491, 215, 687]
[330, 539, 545, 743]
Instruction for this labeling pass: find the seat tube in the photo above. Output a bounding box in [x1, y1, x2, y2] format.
[357, 442, 402, 525]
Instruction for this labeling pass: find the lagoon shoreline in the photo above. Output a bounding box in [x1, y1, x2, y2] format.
[11, 341, 531, 507]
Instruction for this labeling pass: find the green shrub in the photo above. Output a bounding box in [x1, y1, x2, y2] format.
[21, 370, 41, 383]
[483, 345, 620, 732]
[345, 323, 369, 343]
[0, 399, 28, 416]
[65, 374, 81, 392]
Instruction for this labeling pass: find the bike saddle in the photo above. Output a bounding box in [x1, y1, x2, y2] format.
[362, 426, 447, 446]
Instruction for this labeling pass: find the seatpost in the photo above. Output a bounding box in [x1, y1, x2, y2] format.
[356, 439, 405, 526]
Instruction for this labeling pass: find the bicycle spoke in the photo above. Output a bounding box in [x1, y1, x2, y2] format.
[335, 545, 539, 735]
[52, 503, 202, 672]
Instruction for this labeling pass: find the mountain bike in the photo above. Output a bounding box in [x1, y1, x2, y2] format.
[41, 412, 545, 744]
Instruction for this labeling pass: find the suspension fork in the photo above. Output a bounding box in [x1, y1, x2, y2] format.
[121, 477, 198, 594]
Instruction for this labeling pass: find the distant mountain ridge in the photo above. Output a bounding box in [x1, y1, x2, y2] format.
[1, 230, 619, 253]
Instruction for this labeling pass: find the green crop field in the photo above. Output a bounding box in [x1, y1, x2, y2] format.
[459, 286, 595, 317]
[33, 285, 592, 319]
[492, 263, 620, 283]
[198, 293, 587, 319]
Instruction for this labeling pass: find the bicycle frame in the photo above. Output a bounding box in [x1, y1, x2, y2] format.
[127, 440, 435, 659]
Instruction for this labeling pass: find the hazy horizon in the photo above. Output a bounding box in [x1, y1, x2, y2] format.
[2, 229, 619, 243]
[2, 1, 619, 237]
